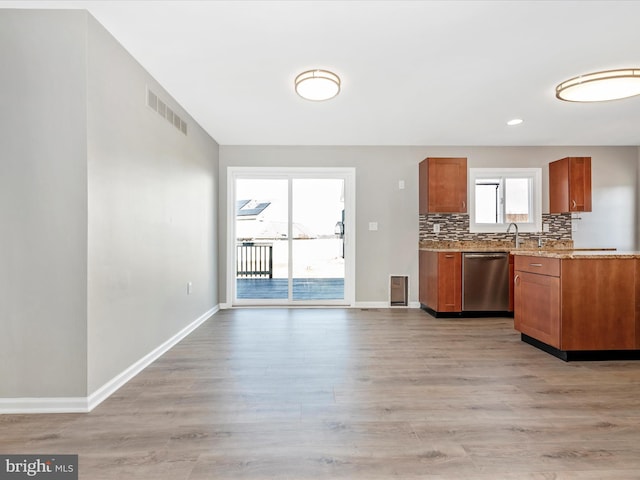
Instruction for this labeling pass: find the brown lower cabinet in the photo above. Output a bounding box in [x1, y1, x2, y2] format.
[514, 255, 639, 359]
[419, 251, 461, 314]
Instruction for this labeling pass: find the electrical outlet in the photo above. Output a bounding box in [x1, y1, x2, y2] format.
[542, 223, 550, 232]
[398, 180, 405, 190]
[572, 221, 578, 232]
[369, 222, 378, 231]
[433, 223, 440, 233]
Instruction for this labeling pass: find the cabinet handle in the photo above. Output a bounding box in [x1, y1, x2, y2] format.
[514, 274, 520, 285]
[462, 200, 466, 210]
[445, 254, 454, 258]
[529, 263, 543, 267]
[572, 199, 577, 209]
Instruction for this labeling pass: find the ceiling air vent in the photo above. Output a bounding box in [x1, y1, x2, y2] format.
[146, 87, 187, 136]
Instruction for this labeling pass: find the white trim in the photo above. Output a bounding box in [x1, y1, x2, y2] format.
[0, 306, 219, 415]
[87, 305, 218, 411]
[226, 170, 235, 309]
[0, 396, 89, 414]
[353, 301, 390, 309]
[221, 303, 420, 310]
[469, 167, 542, 233]
[225, 304, 349, 309]
[354, 302, 421, 309]
[227, 167, 356, 307]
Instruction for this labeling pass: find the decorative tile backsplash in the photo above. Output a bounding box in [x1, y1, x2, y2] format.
[419, 213, 573, 243]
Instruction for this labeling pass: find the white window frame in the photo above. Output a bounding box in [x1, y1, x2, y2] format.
[469, 167, 542, 233]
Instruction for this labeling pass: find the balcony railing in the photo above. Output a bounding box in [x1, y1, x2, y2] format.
[236, 242, 273, 278]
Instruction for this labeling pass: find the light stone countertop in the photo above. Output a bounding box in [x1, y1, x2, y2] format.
[510, 249, 640, 259]
[418, 239, 575, 252]
[418, 240, 628, 258]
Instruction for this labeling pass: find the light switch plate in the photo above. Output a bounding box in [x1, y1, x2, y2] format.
[542, 223, 550, 232]
[369, 222, 378, 231]
[433, 223, 440, 233]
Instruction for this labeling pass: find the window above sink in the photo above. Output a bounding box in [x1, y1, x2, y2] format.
[469, 168, 542, 233]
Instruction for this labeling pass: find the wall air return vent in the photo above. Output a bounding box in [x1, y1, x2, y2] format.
[146, 87, 187, 135]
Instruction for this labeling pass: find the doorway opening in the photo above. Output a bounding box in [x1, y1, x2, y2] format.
[228, 167, 355, 306]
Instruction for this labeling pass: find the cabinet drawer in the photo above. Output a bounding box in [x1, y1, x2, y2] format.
[514, 256, 560, 276]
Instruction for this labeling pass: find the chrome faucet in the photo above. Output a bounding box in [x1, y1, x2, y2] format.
[507, 222, 521, 248]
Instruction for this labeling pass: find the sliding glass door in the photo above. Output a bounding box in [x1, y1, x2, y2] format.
[291, 178, 345, 301]
[235, 178, 289, 301]
[229, 168, 354, 306]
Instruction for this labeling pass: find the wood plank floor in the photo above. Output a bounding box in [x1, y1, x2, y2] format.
[3, 308, 640, 479]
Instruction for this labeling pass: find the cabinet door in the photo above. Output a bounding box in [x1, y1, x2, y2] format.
[419, 250, 438, 308]
[514, 271, 560, 348]
[568, 157, 591, 212]
[429, 158, 467, 213]
[438, 252, 461, 312]
[549, 157, 591, 213]
[420, 157, 467, 213]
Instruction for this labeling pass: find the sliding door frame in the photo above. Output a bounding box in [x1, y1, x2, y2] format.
[227, 167, 356, 307]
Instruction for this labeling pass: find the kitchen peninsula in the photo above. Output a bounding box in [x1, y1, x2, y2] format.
[513, 250, 640, 361]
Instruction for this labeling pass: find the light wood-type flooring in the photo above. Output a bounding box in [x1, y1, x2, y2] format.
[3, 308, 640, 479]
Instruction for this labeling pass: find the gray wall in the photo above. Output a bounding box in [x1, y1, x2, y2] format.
[86, 15, 219, 394]
[0, 10, 219, 399]
[219, 146, 638, 305]
[219, 147, 420, 304]
[0, 10, 89, 397]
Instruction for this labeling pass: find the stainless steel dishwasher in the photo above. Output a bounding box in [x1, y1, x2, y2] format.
[462, 252, 510, 312]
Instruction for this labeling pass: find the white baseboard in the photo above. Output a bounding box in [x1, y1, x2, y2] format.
[0, 396, 89, 414]
[0, 305, 220, 415]
[353, 301, 421, 309]
[352, 301, 390, 309]
[87, 305, 219, 411]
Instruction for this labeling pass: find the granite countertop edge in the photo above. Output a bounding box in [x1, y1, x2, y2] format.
[417, 241, 633, 258]
[418, 246, 640, 259]
[510, 250, 640, 259]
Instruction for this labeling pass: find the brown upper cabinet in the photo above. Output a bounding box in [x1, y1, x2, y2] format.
[419, 157, 468, 214]
[549, 157, 592, 213]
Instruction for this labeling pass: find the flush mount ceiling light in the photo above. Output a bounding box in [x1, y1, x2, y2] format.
[556, 68, 640, 102]
[507, 118, 523, 126]
[295, 69, 341, 101]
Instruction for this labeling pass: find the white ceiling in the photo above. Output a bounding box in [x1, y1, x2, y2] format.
[4, 0, 640, 146]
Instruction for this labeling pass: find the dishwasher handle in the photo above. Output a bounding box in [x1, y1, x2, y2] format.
[464, 253, 507, 259]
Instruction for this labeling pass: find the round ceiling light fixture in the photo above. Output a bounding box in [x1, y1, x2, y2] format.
[295, 69, 341, 101]
[556, 68, 640, 102]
